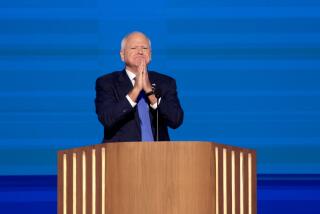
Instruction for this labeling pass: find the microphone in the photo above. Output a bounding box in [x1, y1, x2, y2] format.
[152, 83, 161, 98]
[151, 83, 156, 91]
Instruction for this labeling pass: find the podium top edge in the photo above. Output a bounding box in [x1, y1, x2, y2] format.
[57, 141, 256, 155]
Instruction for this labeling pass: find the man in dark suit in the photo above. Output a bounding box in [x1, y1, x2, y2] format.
[95, 31, 183, 142]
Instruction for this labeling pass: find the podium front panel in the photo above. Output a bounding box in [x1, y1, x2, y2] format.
[58, 142, 256, 214]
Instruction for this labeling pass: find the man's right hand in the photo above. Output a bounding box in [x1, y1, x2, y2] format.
[128, 60, 145, 103]
[135, 60, 145, 91]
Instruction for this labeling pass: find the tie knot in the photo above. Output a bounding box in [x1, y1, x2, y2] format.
[137, 91, 147, 102]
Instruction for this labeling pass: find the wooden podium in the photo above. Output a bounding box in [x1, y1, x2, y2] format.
[58, 142, 256, 214]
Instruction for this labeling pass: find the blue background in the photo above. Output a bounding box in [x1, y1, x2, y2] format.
[0, 0, 320, 213]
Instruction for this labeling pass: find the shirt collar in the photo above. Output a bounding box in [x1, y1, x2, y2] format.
[125, 69, 136, 82]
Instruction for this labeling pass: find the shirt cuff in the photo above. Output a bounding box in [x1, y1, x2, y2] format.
[126, 94, 137, 107]
[150, 97, 161, 110]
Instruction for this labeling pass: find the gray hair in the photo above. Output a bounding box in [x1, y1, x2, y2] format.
[120, 31, 152, 51]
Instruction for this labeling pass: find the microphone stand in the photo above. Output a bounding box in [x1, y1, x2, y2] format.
[152, 84, 161, 142]
[156, 94, 160, 141]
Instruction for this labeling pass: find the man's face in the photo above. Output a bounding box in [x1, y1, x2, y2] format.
[120, 33, 151, 70]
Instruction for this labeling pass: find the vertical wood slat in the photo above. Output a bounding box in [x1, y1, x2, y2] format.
[231, 151, 235, 214]
[76, 151, 83, 214]
[92, 149, 96, 214]
[240, 152, 244, 214]
[86, 149, 92, 214]
[66, 153, 73, 214]
[226, 149, 232, 214]
[82, 151, 87, 214]
[243, 153, 249, 214]
[235, 151, 241, 214]
[214, 147, 219, 214]
[72, 153, 77, 214]
[251, 152, 257, 214]
[248, 153, 252, 214]
[101, 147, 106, 214]
[96, 148, 102, 214]
[63, 154, 67, 214]
[105, 145, 112, 214]
[218, 146, 224, 214]
[223, 148, 227, 214]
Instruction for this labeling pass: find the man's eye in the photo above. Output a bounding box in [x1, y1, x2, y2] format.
[131, 47, 136, 50]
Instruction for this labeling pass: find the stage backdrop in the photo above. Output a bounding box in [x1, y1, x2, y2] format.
[0, 0, 320, 175]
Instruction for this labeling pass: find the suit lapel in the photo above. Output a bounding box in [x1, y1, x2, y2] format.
[116, 70, 133, 97]
[148, 72, 156, 87]
[116, 69, 141, 138]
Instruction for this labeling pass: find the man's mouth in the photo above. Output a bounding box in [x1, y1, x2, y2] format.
[134, 56, 145, 63]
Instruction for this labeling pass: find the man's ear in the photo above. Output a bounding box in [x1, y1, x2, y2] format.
[120, 51, 125, 62]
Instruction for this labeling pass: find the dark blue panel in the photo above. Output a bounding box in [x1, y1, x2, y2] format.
[0, 20, 99, 34]
[168, 18, 320, 34]
[168, 0, 320, 7]
[0, 175, 320, 214]
[0, 0, 96, 8]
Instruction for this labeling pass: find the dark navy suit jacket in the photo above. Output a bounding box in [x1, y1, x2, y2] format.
[95, 70, 184, 143]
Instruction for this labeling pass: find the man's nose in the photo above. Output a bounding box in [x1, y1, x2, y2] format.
[137, 48, 144, 54]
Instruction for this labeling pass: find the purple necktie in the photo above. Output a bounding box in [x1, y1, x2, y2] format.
[137, 92, 154, 141]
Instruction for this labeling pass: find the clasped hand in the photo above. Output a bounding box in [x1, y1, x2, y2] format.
[128, 59, 157, 104]
[134, 59, 152, 93]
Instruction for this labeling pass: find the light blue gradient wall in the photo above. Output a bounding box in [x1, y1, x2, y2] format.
[0, 0, 320, 175]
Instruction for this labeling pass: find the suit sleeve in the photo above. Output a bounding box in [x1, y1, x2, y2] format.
[95, 77, 134, 129]
[158, 78, 184, 129]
